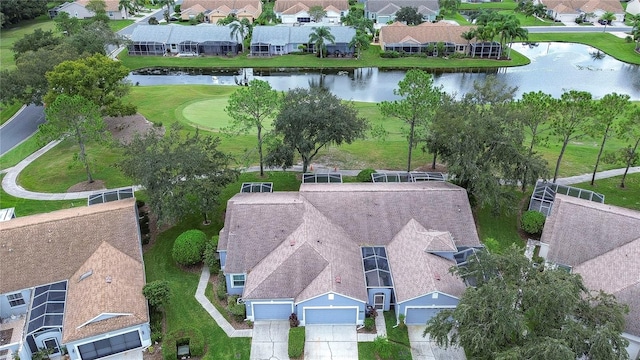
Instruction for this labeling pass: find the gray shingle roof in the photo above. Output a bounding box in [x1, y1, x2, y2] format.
[251, 25, 356, 46]
[130, 25, 173, 43]
[366, 0, 439, 13]
[130, 24, 237, 44]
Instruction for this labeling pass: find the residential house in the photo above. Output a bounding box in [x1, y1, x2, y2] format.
[250, 25, 355, 56]
[48, 0, 127, 20]
[128, 24, 240, 56]
[539, 195, 640, 359]
[627, 0, 640, 16]
[180, 4, 209, 21]
[181, 0, 263, 23]
[274, 0, 349, 24]
[218, 182, 482, 325]
[535, 0, 625, 22]
[379, 22, 475, 55]
[365, 0, 440, 24]
[0, 199, 150, 360]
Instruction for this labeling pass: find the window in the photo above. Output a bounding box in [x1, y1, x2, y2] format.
[7, 293, 25, 307]
[231, 274, 245, 288]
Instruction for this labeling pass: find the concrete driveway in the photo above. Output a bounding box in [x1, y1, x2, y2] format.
[305, 325, 358, 360]
[250, 321, 290, 360]
[408, 326, 466, 360]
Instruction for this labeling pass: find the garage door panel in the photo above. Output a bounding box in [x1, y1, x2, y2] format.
[253, 303, 293, 320]
[305, 308, 357, 325]
[405, 308, 441, 325]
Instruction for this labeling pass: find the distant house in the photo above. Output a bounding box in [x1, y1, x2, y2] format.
[539, 195, 640, 359]
[218, 182, 482, 325]
[535, 0, 625, 22]
[627, 0, 640, 16]
[274, 0, 349, 24]
[365, 0, 440, 24]
[180, 4, 209, 21]
[379, 22, 475, 55]
[181, 0, 263, 23]
[128, 24, 241, 56]
[0, 199, 150, 360]
[48, 0, 127, 19]
[250, 25, 355, 56]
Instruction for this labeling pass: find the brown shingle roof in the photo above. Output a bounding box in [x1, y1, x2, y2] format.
[182, 0, 262, 13]
[538, 0, 623, 13]
[76, 0, 122, 12]
[540, 195, 640, 336]
[274, 0, 349, 12]
[379, 22, 475, 47]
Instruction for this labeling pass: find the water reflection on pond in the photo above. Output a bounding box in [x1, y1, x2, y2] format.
[128, 43, 640, 102]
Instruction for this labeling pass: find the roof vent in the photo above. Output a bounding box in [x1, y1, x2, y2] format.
[290, 239, 296, 246]
[105, 276, 112, 284]
[435, 273, 441, 281]
[79, 269, 93, 282]
[335, 276, 341, 284]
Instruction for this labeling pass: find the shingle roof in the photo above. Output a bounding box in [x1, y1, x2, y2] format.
[379, 22, 475, 46]
[182, 0, 262, 12]
[366, 0, 439, 13]
[130, 25, 173, 43]
[221, 182, 479, 303]
[130, 24, 237, 44]
[538, 0, 623, 13]
[250, 25, 356, 45]
[274, 0, 349, 12]
[0, 199, 147, 341]
[540, 194, 640, 336]
[76, 0, 122, 12]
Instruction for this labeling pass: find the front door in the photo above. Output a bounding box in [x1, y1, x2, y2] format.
[373, 293, 385, 310]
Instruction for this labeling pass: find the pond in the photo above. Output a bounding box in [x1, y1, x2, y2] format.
[128, 42, 640, 102]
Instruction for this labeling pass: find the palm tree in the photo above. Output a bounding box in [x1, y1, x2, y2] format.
[349, 30, 369, 59]
[230, 18, 252, 52]
[118, 0, 132, 18]
[461, 29, 476, 55]
[308, 26, 335, 58]
[599, 11, 615, 31]
[630, 14, 640, 51]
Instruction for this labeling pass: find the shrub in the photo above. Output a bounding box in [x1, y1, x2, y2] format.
[483, 237, 500, 253]
[373, 336, 393, 359]
[356, 168, 376, 182]
[203, 235, 220, 274]
[289, 312, 300, 327]
[150, 308, 163, 343]
[172, 229, 207, 266]
[521, 210, 546, 235]
[364, 317, 375, 331]
[216, 273, 227, 300]
[162, 328, 204, 360]
[142, 280, 171, 309]
[288, 327, 305, 359]
[381, 50, 400, 58]
[227, 295, 246, 322]
[398, 314, 406, 329]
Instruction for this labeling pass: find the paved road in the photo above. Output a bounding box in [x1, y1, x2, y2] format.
[0, 105, 45, 156]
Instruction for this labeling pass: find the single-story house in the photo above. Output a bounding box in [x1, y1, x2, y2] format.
[48, 0, 127, 19]
[535, 0, 625, 22]
[180, 4, 210, 21]
[218, 182, 482, 326]
[539, 194, 640, 359]
[0, 199, 150, 360]
[250, 25, 355, 56]
[379, 22, 475, 55]
[274, 0, 349, 24]
[128, 24, 240, 56]
[365, 0, 440, 24]
[627, 0, 640, 16]
[181, 0, 263, 23]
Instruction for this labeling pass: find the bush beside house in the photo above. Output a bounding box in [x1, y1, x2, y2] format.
[172, 229, 207, 266]
[521, 210, 546, 235]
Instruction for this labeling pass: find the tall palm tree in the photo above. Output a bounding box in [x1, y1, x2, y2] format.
[632, 15, 640, 51]
[230, 18, 252, 52]
[349, 30, 369, 59]
[118, 0, 132, 18]
[599, 11, 615, 31]
[308, 26, 335, 58]
[461, 29, 476, 56]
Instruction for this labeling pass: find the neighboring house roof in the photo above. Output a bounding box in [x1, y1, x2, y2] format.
[76, 0, 123, 12]
[250, 25, 356, 45]
[182, 0, 263, 12]
[627, 0, 640, 15]
[0, 199, 148, 341]
[130, 24, 174, 43]
[274, 0, 349, 13]
[540, 194, 640, 336]
[130, 24, 237, 44]
[182, 4, 208, 16]
[220, 182, 480, 303]
[380, 22, 475, 46]
[281, 3, 309, 15]
[366, 0, 440, 14]
[538, 0, 623, 14]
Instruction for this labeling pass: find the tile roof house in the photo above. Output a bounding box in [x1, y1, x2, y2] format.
[180, 4, 209, 21]
[379, 22, 476, 55]
[365, 0, 440, 24]
[128, 24, 240, 56]
[539, 195, 640, 359]
[250, 25, 355, 56]
[181, 0, 263, 23]
[535, 0, 625, 22]
[0, 198, 150, 360]
[627, 0, 640, 16]
[48, 0, 127, 20]
[274, 0, 349, 24]
[218, 182, 481, 325]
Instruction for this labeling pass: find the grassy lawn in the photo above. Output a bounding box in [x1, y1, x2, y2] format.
[0, 174, 79, 215]
[0, 102, 23, 126]
[108, 19, 135, 32]
[0, 16, 57, 71]
[474, 196, 524, 252]
[358, 311, 412, 360]
[571, 173, 640, 211]
[527, 33, 640, 65]
[0, 135, 41, 170]
[459, 0, 518, 11]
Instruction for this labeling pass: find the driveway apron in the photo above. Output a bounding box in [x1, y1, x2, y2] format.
[305, 325, 358, 360]
[408, 325, 466, 360]
[250, 321, 290, 360]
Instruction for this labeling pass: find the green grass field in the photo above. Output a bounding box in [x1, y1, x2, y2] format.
[527, 33, 640, 65]
[0, 16, 57, 71]
[0, 103, 23, 126]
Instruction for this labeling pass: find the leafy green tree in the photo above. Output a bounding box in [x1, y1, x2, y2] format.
[217, 13, 237, 25]
[86, 0, 107, 14]
[395, 7, 423, 25]
[611, 106, 640, 188]
[0, 0, 47, 27]
[549, 90, 594, 182]
[44, 53, 134, 116]
[120, 125, 238, 225]
[12, 29, 61, 59]
[40, 95, 108, 183]
[256, 7, 277, 24]
[142, 280, 171, 309]
[309, 5, 327, 22]
[65, 20, 124, 55]
[349, 30, 370, 59]
[266, 88, 368, 173]
[589, 93, 631, 185]
[425, 245, 629, 360]
[379, 70, 443, 172]
[308, 26, 335, 58]
[630, 14, 640, 51]
[438, 0, 460, 16]
[225, 79, 280, 176]
[54, 12, 81, 36]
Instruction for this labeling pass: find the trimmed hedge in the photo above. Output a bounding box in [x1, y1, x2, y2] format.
[203, 235, 220, 274]
[521, 210, 546, 235]
[162, 328, 205, 360]
[172, 229, 207, 266]
[356, 168, 376, 182]
[288, 327, 305, 359]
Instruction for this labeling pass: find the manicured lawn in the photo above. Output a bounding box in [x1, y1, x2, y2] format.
[474, 197, 524, 252]
[0, 16, 57, 71]
[571, 173, 640, 211]
[358, 311, 412, 360]
[0, 102, 23, 126]
[0, 135, 41, 170]
[527, 34, 640, 65]
[108, 19, 135, 32]
[459, 0, 518, 11]
[0, 175, 78, 216]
